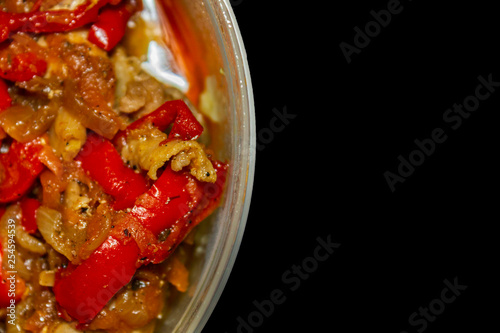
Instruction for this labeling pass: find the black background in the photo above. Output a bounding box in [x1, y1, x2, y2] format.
[203, 1, 498, 332]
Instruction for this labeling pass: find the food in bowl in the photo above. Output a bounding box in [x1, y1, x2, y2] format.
[0, 0, 228, 331]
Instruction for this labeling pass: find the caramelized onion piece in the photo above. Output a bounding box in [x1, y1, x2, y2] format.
[0, 204, 32, 280]
[15, 225, 47, 255]
[75, 202, 113, 261]
[88, 269, 164, 332]
[62, 80, 122, 139]
[165, 256, 189, 292]
[36, 206, 75, 261]
[0, 102, 58, 143]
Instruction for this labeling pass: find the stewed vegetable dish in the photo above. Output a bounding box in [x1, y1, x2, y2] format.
[0, 0, 227, 332]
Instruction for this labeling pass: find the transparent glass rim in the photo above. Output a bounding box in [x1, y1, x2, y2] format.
[171, 0, 255, 331]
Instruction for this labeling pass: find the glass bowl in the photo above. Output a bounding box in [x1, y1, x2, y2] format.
[154, 0, 255, 332]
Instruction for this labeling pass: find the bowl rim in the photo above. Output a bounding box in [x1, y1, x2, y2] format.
[179, 0, 256, 332]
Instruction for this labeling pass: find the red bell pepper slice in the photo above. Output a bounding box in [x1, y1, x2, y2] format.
[53, 235, 140, 322]
[0, 138, 45, 204]
[0, 0, 119, 43]
[88, 0, 139, 51]
[54, 161, 228, 323]
[190, 160, 229, 226]
[113, 100, 204, 146]
[130, 165, 192, 235]
[129, 160, 227, 242]
[0, 79, 11, 112]
[0, 52, 47, 83]
[20, 197, 40, 234]
[75, 132, 148, 210]
[132, 160, 229, 265]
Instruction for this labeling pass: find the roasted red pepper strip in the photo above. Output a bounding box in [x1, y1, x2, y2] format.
[0, 207, 27, 308]
[0, 52, 47, 83]
[130, 165, 192, 235]
[75, 132, 148, 210]
[131, 161, 229, 265]
[0, 138, 45, 203]
[20, 197, 40, 234]
[0, 0, 118, 43]
[53, 235, 140, 322]
[113, 100, 204, 146]
[190, 160, 228, 226]
[0, 79, 11, 112]
[54, 161, 228, 323]
[130, 160, 227, 244]
[88, 0, 139, 51]
[55, 100, 222, 322]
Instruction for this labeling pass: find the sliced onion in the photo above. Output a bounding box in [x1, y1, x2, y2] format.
[14, 250, 32, 281]
[36, 206, 74, 261]
[0, 205, 32, 280]
[15, 225, 47, 255]
[48, 108, 87, 162]
[0, 102, 58, 143]
[0, 204, 21, 235]
[77, 213, 110, 261]
[62, 80, 121, 140]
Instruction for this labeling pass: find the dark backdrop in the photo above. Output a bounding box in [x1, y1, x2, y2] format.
[203, 1, 498, 332]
